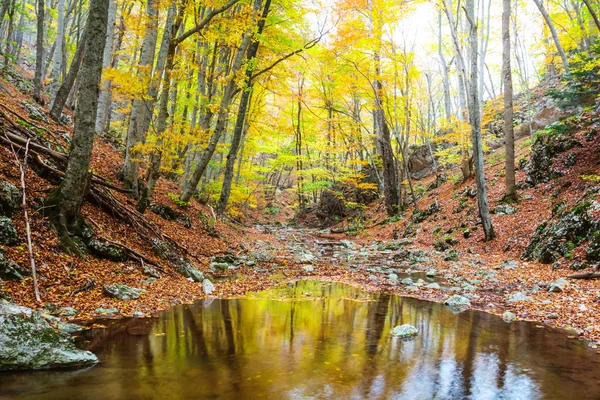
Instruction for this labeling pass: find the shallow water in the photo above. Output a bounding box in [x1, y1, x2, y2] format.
[1, 281, 599, 399]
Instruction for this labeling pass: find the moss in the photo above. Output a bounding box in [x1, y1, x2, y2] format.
[572, 201, 591, 215]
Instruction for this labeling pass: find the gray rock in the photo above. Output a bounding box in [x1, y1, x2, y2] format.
[426, 269, 437, 277]
[294, 250, 316, 264]
[461, 283, 477, 292]
[493, 205, 517, 215]
[143, 265, 162, 279]
[95, 308, 118, 315]
[426, 283, 441, 290]
[548, 278, 569, 293]
[415, 279, 426, 286]
[141, 278, 156, 284]
[87, 239, 128, 262]
[251, 251, 273, 262]
[103, 284, 146, 301]
[548, 312, 559, 319]
[178, 260, 204, 282]
[21, 101, 49, 123]
[0, 249, 28, 281]
[501, 259, 518, 270]
[340, 240, 355, 249]
[390, 324, 418, 339]
[202, 279, 215, 295]
[502, 311, 517, 323]
[57, 307, 77, 317]
[444, 295, 471, 313]
[0, 217, 18, 246]
[508, 292, 533, 303]
[0, 181, 21, 217]
[388, 273, 399, 281]
[401, 278, 414, 286]
[0, 301, 97, 371]
[302, 265, 314, 273]
[209, 262, 230, 272]
[132, 311, 145, 318]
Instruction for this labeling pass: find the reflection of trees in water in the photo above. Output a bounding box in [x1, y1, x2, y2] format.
[361, 293, 391, 397]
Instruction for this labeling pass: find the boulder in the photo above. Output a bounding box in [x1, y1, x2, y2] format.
[408, 145, 435, 180]
[21, 101, 49, 123]
[390, 324, 418, 339]
[507, 292, 532, 303]
[426, 283, 441, 290]
[202, 279, 215, 295]
[401, 278, 414, 286]
[95, 308, 119, 316]
[444, 295, 471, 313]
[0, 249, 28, 281]
[177, 259, 204, 282]
[426, 269, 437, 277]
[149, 204, 191, 228]
[87, 239, 128, 262]
[548, 278, 569, 293]
[294, 250, 316, 264]
[0, 181, 21, 217]
[0, 301, 97, 371]
[209, 262, 230, 272]
[143, 265, 162, 279]
[493, 205, 517, 215]
[316, 189, 345, 225]
[0, 216, 18, 246]
[103, 284, 146, 300]
[502, 311, 517, 323]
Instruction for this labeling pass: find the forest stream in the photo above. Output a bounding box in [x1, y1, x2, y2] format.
[1, 280, 599, 399]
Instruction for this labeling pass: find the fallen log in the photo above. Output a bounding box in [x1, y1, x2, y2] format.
[567, 272, 600, 280]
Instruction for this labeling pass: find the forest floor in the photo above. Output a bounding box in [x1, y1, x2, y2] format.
[1, 69, 599, 351]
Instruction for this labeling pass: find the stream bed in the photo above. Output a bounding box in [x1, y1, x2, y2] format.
[1, 281, 599, 399]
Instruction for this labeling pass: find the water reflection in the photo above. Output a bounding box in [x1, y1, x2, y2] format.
[1, 281, 599, 399]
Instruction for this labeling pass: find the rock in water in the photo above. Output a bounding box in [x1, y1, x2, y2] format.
[202, 279, 215, 295]
[0, 301, 97, 371]
[503, 311, 517, 323]
[390, 324, 418, 339]
[444, 295, 471, 313]
[103, 284, 146, 300]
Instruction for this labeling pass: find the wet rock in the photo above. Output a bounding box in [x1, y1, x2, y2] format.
[0, 249, 28, 281]
[502, 311, 517, 323]
[401, 278, 414, 286]
[143, 265, 162, 279]
[149, 203, 191, 228]
[493, 205, 517, 215]
[21, 101, 49, 123]
[87, 239, 128, 262]
[103, 284, 146, 301]
[0, 301, 97, 371]
[95, 308, 118, 316]
[132, 311, 145, 318]
[390, 324, 418, 339]
[0, 216, 18, 246]
[0, 181, 21, 217]
[444, 295, 471, 313]
[202, 279, 215, 295]
[508, 292, 532, 303]
[548, 278, 569, 293]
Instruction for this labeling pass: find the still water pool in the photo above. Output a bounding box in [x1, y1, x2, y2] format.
[1, 281, 599, 399]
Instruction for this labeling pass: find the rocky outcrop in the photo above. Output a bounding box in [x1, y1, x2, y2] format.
[149, 204, 191, 228]
[87, 239, 128, 262]
[522, 202, 598, 264]
[0, 301, 97, 371]
[0, 181, 21, 217]
[0, 249, 28, 281]
[103, 284, 146, 300]
[316, 190, 345, 225]
[0, 216, 19, 246]
[408, 145, 435, 180]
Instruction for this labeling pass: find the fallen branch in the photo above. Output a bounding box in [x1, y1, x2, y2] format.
[567, 272, 600, 280]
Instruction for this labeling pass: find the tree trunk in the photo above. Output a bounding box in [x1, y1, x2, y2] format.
[466, 0, 495, 241]
[50, 22, 88, 122]
[95, 0, 117, 133]
[49, 0, 66, 100]
[217, 0, 271, 214]
[503, 0, 516, 201]
[33, 0, 45, 104]
[47, 0, 109, 253]
[532, 0, 570, 74]
[582, 0, 600, 33]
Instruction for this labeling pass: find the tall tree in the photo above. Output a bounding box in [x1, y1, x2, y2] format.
[49, 0, 66, 100]
[502, 0, 516, 201]
[33, 0, 45, 104]
[95, 0, 117, 133]
[466, 0, 495, 241]
[47, 0, 109, 253]
[532, 0, 570, 74]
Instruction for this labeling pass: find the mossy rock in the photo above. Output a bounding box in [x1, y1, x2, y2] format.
[87, 239, 127, 262]
[0, 181, 21, 217]
[0, 217, 19, 246]
[0, 249, 29, 281]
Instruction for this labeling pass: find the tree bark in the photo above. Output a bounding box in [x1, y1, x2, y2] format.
[217, 0, 271, 214]
[49, 0, 66, 100]
[33, 0, 45, 104]
[47, 0, 109, 253]
[582, 0, 600, 33]
[466, 0, 495, 241]
[95, 0, 117, 133]
[503, 0, 516, 201]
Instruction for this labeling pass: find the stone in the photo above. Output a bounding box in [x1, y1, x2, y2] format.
[21, 101, 49, 123]
[426, 269, 437, 278]
[340, 240, 355, 249]
[0, 301, 97, 371]
[103, 284, 146, 300]
[0, 217, 18, 246]
[149, 203, 191, 228]
[202, 279, 215, 295]
[401, 278, 414, 286]
[141, 278, 156, 284]
[302, 265, 315, 273]
[426, 283, 441, 290]
[444, 295, 471, 313]
[132, 312, 145, 318]
[0, 181, 21, 217]
[252, 251, 274, 262]
[548, 278, 569, 293]
[178, 260, 204, 282]
[87, 239, 128, 262]
[443, 250, 459, 262]
[508, 292, 533, 303]
[493, 205, 517, 215]
[501, 259, 518, 270]
[95, 308, 118, 316]
[0, 249, 28, 281]
[502, 311, 517, 323]
[388, 273, 399, 281]
[390, 324, 418, 339]
[143, 265, 162, 279]
[461, 283, 477, 292]
[210, 262, 230, 272]
[548, 312, 559, 319]
[57, 307, 77, 317]
[294, 250, 316, 264]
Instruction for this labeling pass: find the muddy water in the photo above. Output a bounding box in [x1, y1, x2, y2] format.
[1, 281, 599, 399]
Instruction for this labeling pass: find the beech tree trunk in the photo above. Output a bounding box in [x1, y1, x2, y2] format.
[533, 0, 570, 74]
[49, 0, 66, 100]
[217, 0, 271, 214]
[95, 0, 117, 133]
[466, 0, 495, 241]
[48, 0, 109, 251]
[33, 0, 45, 103]
[502, 0, 516, 201]
[582, 0, 600, 33]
